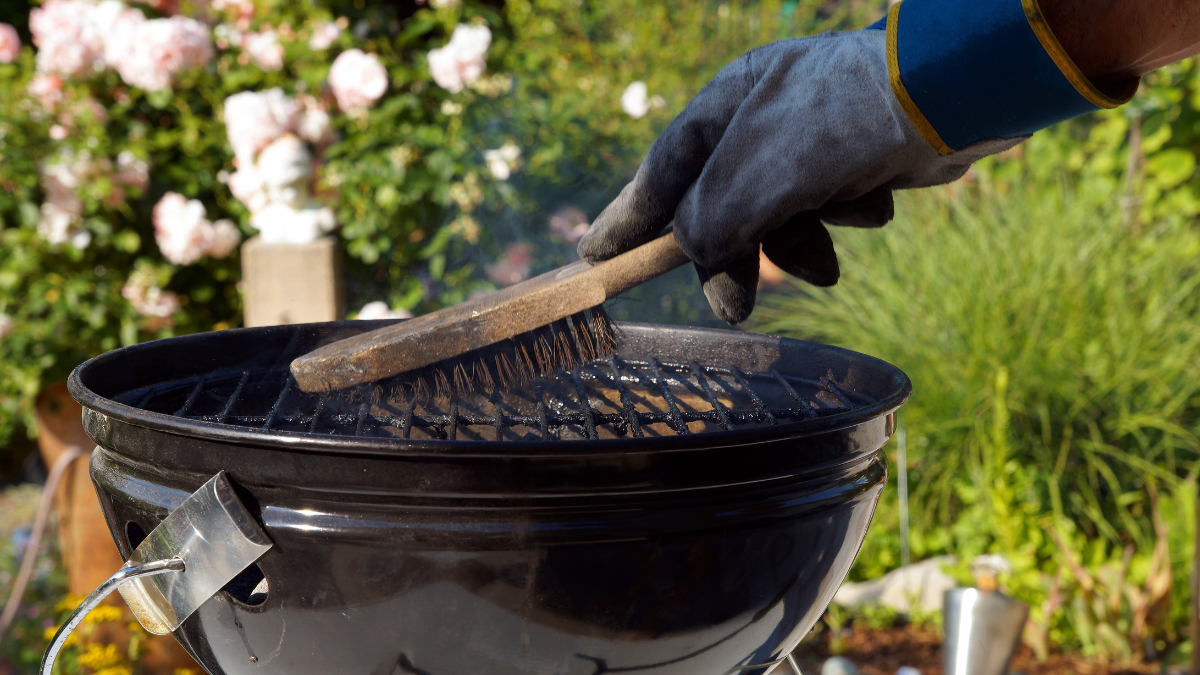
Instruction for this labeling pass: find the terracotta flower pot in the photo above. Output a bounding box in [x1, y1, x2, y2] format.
[36, 383, 197, 675]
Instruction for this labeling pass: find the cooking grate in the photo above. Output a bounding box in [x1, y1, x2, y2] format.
[113, 352, 871, 442]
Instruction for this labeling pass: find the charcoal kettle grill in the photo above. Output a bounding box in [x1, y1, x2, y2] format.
[65, 320, 909, 675]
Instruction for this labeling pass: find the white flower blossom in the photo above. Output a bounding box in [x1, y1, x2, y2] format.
[483, 141, 521, 181]
[328, 49, 388, 111]
[427, 24, 490, 94]
[621, 81, 650, 118]
[250, 203, 336, 244]
[36, 150, 100, 249]
[223, 88, 298, 164]
[355, 301, 413, 320]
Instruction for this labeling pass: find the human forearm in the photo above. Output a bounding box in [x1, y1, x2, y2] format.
[1042, 0, 1200, 86]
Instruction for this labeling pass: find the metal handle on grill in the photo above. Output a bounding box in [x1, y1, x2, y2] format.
[40, 557, 186, 675]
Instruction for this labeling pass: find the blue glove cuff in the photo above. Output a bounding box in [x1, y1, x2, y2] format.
[882, 0, 1139, 154]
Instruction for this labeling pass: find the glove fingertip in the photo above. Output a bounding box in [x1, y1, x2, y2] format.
[695, 259, 758, 325]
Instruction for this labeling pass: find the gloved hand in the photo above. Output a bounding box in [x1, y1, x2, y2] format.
[578, 28, 1022, 323]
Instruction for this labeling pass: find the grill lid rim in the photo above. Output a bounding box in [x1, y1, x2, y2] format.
[69, 321, 911, 458]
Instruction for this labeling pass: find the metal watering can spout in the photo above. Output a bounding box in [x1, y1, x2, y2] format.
[42, 471, 273, 675]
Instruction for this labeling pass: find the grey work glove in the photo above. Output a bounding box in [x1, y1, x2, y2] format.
[578, 28, 1022, 323]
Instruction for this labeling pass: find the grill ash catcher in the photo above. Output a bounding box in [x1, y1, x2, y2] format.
[65, 320, 909, 675]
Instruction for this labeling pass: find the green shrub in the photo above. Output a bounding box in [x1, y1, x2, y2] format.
[756, 162, 1200, 660]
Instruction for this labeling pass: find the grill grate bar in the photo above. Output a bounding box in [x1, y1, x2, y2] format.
[771, 370, 817, 419]
[136, 388, 156, 410]
[448, 396, 459, 441]
[490, 389, 504, 442]
[401, 398, 416, 439]
[264, 375, 292, 430]
[822, 377, 854, 408]
[534, 380, 549, 440]
[570, 368, 599, 440]
[690, 362, 732, 431]
[609, 357, 642, 439]
[649, 359, 688, 435]
[217, 372, 250, 424]
[354, 386, 372, 437]
[309, 393, 330, 434]
[732, 366, 776, 426]
[173, 376, 206, 417]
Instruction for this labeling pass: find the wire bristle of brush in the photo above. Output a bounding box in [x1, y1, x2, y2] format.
[384, 306, 620, 404]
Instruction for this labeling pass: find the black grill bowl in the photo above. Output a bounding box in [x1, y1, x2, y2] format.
[69, 321, 909, 675]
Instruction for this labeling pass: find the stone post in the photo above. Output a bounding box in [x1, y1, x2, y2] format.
[241, 236, 344, 327]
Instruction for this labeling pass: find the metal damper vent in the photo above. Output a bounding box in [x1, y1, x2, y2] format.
[113, 354, 872, 442]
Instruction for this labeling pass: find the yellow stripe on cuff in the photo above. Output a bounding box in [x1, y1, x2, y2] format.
[1021, 0, 1139, 109]
[885, 1, 955, 155]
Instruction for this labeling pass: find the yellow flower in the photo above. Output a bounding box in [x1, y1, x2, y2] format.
[54, 595, 84, 613]
[41, 626, 77, 648]
[77, 643, 123, 670]
[94, 667, 133, 675]
[84, 605, 124, 624]
[174, 669, 198, 675]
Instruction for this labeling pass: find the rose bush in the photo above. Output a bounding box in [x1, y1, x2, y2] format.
[0, 0, 882, 469]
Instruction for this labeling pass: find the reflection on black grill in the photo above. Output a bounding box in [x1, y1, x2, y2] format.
[113, 355, 870, 441]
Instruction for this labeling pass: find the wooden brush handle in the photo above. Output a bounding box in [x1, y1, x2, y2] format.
[290, 232, 691, 392]
[577, 232, 692, 299]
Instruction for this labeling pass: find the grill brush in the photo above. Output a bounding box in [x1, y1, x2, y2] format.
[290, 233, 690, 396]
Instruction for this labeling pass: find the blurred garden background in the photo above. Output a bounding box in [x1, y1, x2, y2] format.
[2, 0, 1200, 672]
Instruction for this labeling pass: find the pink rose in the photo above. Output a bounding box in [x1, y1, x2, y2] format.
[548, 206, 590, 243]
[114, 16, 212, 91]
[486, 242, 533, 287]
[307, 21, 340, 50]
[122, 278, 181, 317]
[207, 219, 242, 258]
[28, 74, 64, 109]
[154, 192, 212, 265]
[242, 30, 283, 71]
[115, 150, 150, 191]
[211, 0, 256, 28]
[427, 24, 490, 94]
[223, 88, 298, 164]
[153, 192, 239, 265]
[30, 0, 104, 77]
[0, 23, 20, 64]
[296, 95, 334, 146]
[92, 1, 144, 65]
[328, 49, 388, 111]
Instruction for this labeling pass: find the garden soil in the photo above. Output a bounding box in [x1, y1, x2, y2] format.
[793, 625, 1164, 675]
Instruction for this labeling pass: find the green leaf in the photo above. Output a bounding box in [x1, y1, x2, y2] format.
[1145, 148, 1196, 189]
